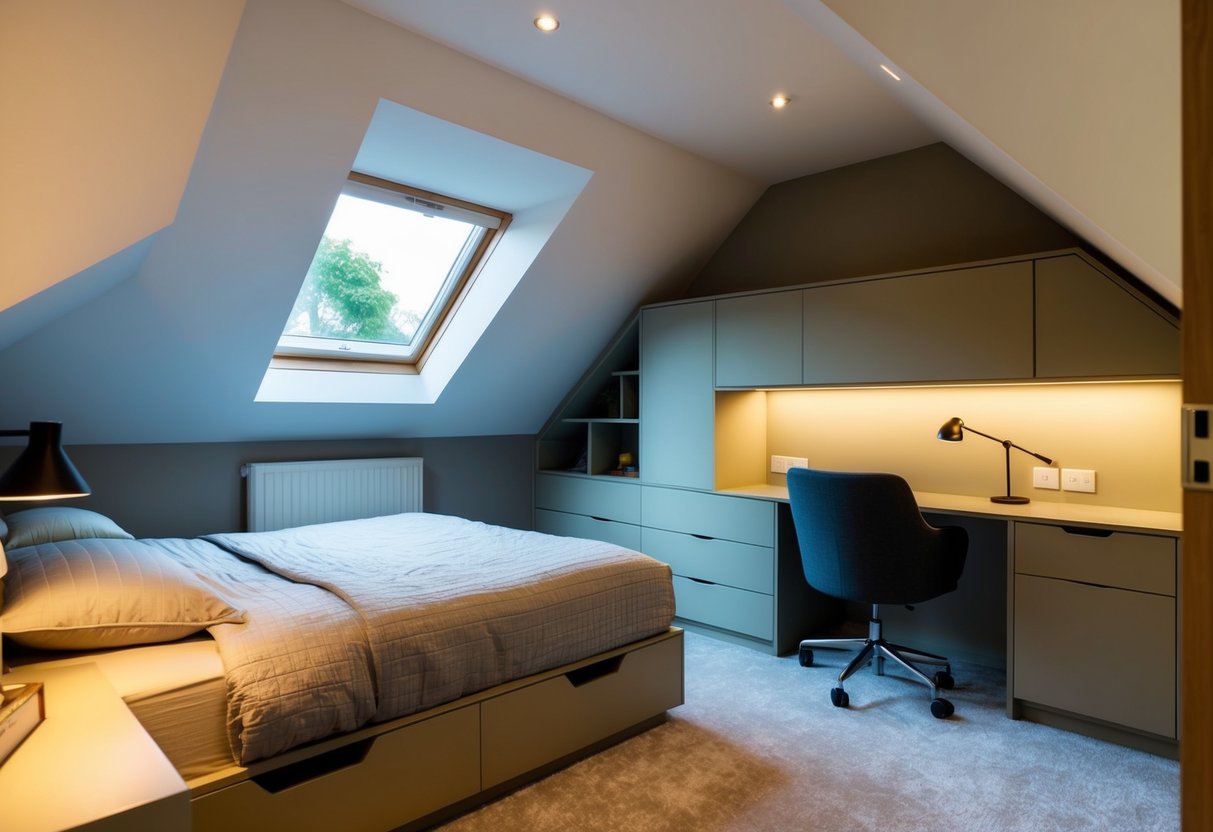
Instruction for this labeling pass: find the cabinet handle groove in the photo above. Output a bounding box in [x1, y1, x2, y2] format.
[690, 533, 714, 541]
[1060, 525, 1114, 538]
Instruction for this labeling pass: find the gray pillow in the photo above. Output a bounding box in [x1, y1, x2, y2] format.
[0, 510, 7, 544]
[2, 537, 246, 649]
[4, 506, 134, 549]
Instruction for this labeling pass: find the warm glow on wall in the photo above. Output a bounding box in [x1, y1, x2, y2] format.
[736, 381, 1182, 512]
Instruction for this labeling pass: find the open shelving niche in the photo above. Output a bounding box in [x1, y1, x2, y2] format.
[537, 315, 640, 479]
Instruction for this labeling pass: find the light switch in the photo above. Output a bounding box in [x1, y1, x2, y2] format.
[1032, 467, 1060, 490]
[1061, 468, 1096, 493]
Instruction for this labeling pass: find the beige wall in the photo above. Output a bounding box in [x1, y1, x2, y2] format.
[751, 381, 1181, 513]
[0, 0, 244, 309]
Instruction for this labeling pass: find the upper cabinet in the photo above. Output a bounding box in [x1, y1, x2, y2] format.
[716, 292, 803, 387]
[1035, 254, 1179, 379]
[802, 262, 1034, 385]
[709, 250, 1177, 389]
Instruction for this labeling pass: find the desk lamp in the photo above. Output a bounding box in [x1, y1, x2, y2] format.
[0, 421, 90, 672]
[0, 421, 91, 501]
[937, 417, 1051, 505]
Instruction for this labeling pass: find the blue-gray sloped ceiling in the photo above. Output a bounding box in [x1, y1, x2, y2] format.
[0, 0, 761, 445]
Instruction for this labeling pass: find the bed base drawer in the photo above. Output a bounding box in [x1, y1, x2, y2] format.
[189, 629, 683, 832]
[481, 629, 684, 788]
[191, 705, 479, 832]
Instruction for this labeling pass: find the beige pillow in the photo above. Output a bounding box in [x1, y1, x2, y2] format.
[2, 537, 245, 649]
[4, 506, 133, 549]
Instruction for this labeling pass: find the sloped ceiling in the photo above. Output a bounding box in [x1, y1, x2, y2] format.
[0, 0, 245, 314]
[802, 0, 1181, 306]
[0, 0, 761, 444]
[0, 0, 1181, 446]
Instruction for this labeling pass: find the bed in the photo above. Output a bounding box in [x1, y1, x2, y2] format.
[1, 505, 682, 832]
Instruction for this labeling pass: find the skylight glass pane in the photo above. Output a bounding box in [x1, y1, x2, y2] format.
[282, 191, 480, 350]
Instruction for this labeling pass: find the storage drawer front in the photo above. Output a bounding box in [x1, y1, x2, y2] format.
[1014, 522, 1175, 596]
[1014, 574, 1175, 738]
[642, 526, 773, 593]
[191, 706, 480, 832]
[535, 508, 642, 550]
[641, 486, 774, 546]
[482, 631, 684, 788]
[535, 473, 641, 524]
[672, 575, 773, 641]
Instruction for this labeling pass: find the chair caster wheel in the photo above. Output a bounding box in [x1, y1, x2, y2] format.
[930, 698, 955, 719]
[932, 671, 955, 690]
[830, 687, 850, 708]
[799, 645, 814, 667]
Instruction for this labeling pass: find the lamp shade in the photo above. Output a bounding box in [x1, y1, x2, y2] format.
[0, 421, 91, 500]
[937, 417, 965, 442]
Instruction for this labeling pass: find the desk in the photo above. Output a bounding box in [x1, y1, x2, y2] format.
[723, 484, 1182, 755]
[721, 484, 1182, 534]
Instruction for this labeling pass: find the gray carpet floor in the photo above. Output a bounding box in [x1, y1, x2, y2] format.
[437, 630, 1179, 831]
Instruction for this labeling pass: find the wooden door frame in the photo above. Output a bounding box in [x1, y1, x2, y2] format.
[1182, 1, 1211, 828]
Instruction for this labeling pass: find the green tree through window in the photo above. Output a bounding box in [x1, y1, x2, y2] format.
[287, 237, 419, 344]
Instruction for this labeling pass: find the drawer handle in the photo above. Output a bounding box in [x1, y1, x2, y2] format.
[251, 738, 374, 793]
[565, 655, 624, 687]
[1060, 525, 1114, 538]
[687, 577, 717, 586]
[690, 533, 715, 541]
[589, 516, 613, 523]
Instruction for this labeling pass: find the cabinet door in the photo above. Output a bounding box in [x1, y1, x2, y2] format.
[640, 303, 715, 489]
[802, 262, 1034, 384]
[1035, 254, 1179, 378]
[1014, 574, 1175, 738]
[715, 292, 802, 387]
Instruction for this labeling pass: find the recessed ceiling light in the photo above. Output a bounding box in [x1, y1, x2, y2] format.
[879, 64, 902, 81]
[534, 14, 559, 32]
[770, 94, 790, 110]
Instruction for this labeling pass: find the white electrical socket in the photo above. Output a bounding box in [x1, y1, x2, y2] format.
[770, 455, 809, 474]
[1032, 466, 1060, 490]
[1061, 468, 1097, 493]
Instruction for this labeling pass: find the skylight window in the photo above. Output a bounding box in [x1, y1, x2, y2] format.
[276, 172, 509, 366]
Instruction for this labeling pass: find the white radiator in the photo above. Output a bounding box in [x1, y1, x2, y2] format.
[244, 457, 423, 532]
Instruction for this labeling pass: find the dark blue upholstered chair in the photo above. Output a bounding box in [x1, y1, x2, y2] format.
[786, 468, 969, 718]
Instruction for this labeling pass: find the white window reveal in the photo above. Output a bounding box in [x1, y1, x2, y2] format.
[276, 172, 510, 366]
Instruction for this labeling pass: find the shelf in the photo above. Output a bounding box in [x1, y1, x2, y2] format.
[563, 418, 640, 425]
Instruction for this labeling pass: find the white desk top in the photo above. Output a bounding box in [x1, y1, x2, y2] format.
[719, 484, 1183, 535]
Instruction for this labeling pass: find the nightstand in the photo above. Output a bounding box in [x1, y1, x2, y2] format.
[0, 663, 189, 832]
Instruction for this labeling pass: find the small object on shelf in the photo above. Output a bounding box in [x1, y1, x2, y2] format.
[618, 452, 635, 468]
[0, 682, 44, 765]
[606, 468, 639, 478]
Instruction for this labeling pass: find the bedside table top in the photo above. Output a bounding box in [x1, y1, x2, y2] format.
[0, 662, 189, 832]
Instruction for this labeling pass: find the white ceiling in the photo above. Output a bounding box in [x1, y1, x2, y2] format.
[340, 0, 939, 184]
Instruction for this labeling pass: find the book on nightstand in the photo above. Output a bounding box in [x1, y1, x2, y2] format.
[0, 682, 44, 765]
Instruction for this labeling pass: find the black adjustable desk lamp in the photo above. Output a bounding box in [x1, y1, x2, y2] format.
[937, 417, 1052, 505]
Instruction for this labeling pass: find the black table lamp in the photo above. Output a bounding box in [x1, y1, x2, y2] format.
[937, 417, 1051, 505]
[0, 421, 91, 500]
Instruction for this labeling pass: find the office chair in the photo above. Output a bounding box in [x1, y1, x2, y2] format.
[786, 468, 968, 718]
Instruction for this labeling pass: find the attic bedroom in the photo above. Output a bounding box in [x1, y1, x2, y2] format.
[1, 2, 1208, 831]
